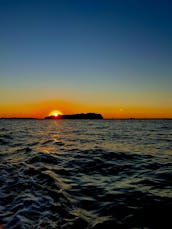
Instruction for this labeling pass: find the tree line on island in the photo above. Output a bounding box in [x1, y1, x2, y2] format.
[45, 113, 103, 119]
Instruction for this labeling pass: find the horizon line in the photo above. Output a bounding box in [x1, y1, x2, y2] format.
[1, 117, 172, 120]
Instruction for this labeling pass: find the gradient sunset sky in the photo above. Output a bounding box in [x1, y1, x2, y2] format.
[0, 0, 172, 118]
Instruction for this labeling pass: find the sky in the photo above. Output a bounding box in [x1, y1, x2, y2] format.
[0, 0, 172, 118]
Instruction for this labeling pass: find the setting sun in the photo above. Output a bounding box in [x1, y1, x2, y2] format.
[48, 110, 63, 117]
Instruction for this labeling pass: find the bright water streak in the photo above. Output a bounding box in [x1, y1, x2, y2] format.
[0, 119, 172, 228]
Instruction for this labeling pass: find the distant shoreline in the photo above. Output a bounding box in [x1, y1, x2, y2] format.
[0, 117, 172, 120]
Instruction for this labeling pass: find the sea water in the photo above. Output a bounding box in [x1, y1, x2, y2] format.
[0, 119, 172, 228]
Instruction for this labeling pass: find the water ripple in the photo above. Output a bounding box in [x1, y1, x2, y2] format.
[0, 119, 172, 228]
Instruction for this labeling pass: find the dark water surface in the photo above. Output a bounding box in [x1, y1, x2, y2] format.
[0, 119, 172, 229]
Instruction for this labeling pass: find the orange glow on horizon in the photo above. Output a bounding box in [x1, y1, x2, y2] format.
[0, 100, 171, 119]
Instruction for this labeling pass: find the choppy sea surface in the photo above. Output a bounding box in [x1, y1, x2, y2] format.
[0, 119, 172, 229]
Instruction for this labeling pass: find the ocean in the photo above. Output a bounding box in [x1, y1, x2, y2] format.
[0, 119, 172, 229]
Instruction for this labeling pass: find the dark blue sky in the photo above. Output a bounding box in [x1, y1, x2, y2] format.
[0, 0, 172, 117]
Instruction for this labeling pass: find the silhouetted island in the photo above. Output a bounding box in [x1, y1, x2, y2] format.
[45, 113, 103, 120]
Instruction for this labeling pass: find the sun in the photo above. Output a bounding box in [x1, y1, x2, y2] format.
[48, 110, 63, 117]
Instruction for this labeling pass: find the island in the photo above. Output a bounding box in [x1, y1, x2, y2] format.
[45, 113, 103, 120]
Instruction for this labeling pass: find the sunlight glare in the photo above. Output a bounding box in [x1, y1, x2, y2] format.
[49, 110, 63, 117]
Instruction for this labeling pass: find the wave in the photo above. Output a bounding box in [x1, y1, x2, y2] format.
[0, 119, 172, 228]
